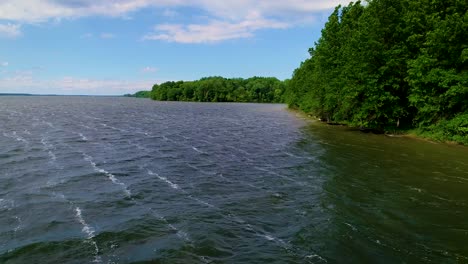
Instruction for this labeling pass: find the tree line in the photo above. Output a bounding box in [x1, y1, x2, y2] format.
[134, 0, 466, 143]
[124, 91, 151, 98]
[285, 0, 467, 143]
[150, 76, 285, 103]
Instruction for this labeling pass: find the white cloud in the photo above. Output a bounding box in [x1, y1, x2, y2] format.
[0, 74, 156, 95]
[144, 16, 288, 43]
[0, 1, 354, 22]
[1, 62, 8, 67]
[0, 0, 353, 41]
[56, 77, 153, 93]
[100, 33, 115, 39]
[142, 67, 158, 73]
[0, 23, 22, 38]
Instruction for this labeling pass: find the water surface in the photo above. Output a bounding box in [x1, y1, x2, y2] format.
[0, 96, 467, 263]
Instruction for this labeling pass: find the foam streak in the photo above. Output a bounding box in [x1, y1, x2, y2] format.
[83, 153, 131, 196]
[75, 207, 101, 263]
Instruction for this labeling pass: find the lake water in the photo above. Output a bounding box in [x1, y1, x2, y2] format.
[1, 96, 467, 263]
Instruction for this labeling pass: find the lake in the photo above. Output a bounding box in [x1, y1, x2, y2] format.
[1, 96, 467, 263]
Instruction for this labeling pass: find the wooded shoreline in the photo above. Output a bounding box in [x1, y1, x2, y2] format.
[130, 0, 467, 145]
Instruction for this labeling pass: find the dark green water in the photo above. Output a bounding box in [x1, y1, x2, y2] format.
[299, 124, 468, 263]
[0, 97, 467, 263]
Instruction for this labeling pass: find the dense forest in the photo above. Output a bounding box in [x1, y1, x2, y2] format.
[139, 0, 467, 144]
[150, 77, 285, 103]
[285, 0, 467, 144]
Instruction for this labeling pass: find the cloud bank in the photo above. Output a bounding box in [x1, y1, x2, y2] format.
[0, 71, 157, 95]
[143, 15, 289, 43]
[0, 0, 352, 42]
[0, 23, 21, 38]
[0, 1, 351, 22]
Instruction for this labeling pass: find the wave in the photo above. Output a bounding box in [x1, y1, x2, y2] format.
[13, 216, 21, 232]
[192, 147, 205, 154]
[83, 115, 102, 121]
[74, 207, 101, 263]
[147, 170, 179, 190]
[41, 138, 58, 162]
[78, 124, 98, 131]
[188, 195, 215, 208]
[42, 121, 55, 128]
[3, 131, 29, 145]
[185, 163, 216, 176]
[100, 123, 128, 133]
[144, 169, 309, 259]
[147, 208, 192, 243]
[74, 207, 95, 238]
[83, 153, 131, 197]
[78, 133, 88, 141]
[0, 198, 14, 211]
[254, 166, 305, 185]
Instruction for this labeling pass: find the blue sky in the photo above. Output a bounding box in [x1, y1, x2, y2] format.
[0, 0, 352, 95]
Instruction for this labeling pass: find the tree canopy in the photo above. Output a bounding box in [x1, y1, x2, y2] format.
[124, 91, 151, 98]
[150, 76, 286, 103]
[285, 0, 468, 143]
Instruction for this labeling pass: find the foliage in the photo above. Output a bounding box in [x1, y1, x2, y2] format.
[285, 0, 468, 144]
[417, 113, 468, 144]
[150, 76, 286, 103]
[124, 91, 151, 98]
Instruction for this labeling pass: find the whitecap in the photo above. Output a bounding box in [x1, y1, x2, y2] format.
[48, 150, 57, 161]
[344, 222, 358, 231]
[84, 153, 131, 196]
[41, 137, 58, 162]
[74, 207, 101, 263]
[148, 208, 192, 243]
[101, 123, 127, 133]
[84, 115, 102, 121]
[0, 199, 14, 211]
[189, 196, 215, 208]
[4, 131, 29, 144]
[305, 254, 327, 262]
[409, 187, 423, 193]
[175, 230, 191, 242]
[78, 133, 88, 141]
[53, 192, 66, 200]
[43, 121, 55, 128]
[75, 207, 95, 238]
[283, 151, 307, 159]
[192, 147, 204, 154]
[148, 170, 179, 190]
[13, 216, 21, 232]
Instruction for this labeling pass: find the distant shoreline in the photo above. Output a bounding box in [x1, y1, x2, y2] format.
[0, 93, 123, 97]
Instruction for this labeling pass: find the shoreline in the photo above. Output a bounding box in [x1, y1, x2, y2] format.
[286, 107, 466, 147]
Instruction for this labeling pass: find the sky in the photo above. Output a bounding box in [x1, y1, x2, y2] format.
[0, 0, 352, 95]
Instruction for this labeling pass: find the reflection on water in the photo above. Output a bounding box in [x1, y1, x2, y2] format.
[300, 124, 468, 263]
